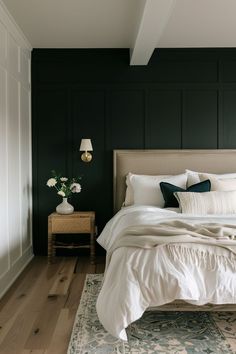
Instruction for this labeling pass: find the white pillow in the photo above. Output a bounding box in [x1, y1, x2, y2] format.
[186, 169, 236, 187]
[175, 190, 236, 214]
[124, 173, 134, 206]
[199, 173, 236, 191]
[126, 173, 187, 207]
[124, 173, 171, 206]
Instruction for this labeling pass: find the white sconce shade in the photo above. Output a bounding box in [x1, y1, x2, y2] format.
[80, 138, 93, 152]
[80, 138, 93, 162]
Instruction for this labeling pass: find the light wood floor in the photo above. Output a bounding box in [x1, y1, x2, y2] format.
[0, 256, 105, 354]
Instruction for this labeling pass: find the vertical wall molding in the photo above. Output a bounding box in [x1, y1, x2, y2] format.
[0, 1, 32, 298]
[143, 89, 147, 149]
[218, 90, 223, 148]
[180, 90, 184, 149]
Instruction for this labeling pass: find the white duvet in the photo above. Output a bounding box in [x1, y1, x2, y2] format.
[96, 205, 236, 340]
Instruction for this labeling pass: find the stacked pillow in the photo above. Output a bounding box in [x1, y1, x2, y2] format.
[199, 173, 236, 191]
[179, 170, 236, 214]
[186, 169, 236, 187]
[124, 173, 187, 208]
[123, 169, 236, 214]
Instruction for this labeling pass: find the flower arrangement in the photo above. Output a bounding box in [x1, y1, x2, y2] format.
[46, 171, 82, 198]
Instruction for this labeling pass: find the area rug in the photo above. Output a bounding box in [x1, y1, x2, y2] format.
[67, 274, 236, 354]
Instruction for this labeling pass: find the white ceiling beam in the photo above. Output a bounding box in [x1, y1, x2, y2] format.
[130, 0, 176, 66]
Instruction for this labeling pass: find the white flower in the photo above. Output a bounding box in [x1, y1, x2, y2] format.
[70, 183, 81, 193]
[60, 177, 68, 182]
[58, 190, 65, 197]
[47, 178, 57, 187]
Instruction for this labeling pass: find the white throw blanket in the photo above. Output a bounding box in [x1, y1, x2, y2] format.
[106, 220, 236, 270]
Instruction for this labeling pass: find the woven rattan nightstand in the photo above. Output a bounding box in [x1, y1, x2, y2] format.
[48, 211, 96, 264]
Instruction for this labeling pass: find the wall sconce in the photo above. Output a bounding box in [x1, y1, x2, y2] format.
[80, 138, 93, 162]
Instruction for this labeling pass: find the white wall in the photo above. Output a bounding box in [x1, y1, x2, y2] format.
[0, 1, 33, 298]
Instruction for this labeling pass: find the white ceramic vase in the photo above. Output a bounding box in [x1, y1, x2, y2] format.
[56, 198, 74, 214]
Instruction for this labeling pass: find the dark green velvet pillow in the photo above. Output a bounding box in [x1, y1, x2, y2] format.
[160, 179, 211, 208]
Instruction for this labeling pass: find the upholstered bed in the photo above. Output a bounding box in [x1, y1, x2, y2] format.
[96, 150, 236, 340]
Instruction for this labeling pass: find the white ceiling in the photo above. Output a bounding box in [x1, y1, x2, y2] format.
[2, 0, 236, 65]
[159, 0, 236, 48]
[2, 0, 139, 48]
[2, 0, 236, 49]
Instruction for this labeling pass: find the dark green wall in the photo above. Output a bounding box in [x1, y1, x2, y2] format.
[32, 48, 236, 255]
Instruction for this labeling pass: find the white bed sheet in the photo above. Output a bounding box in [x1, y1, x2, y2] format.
[96, 205, 236, 340]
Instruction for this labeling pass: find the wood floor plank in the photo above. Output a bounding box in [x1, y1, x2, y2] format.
[58, 273, 87, 351]
[0, 256, 104, 354]
[0, 310, 20, 346]
[64, 273, 86, 313]
[95, 256, 105, 273]
[0, 257, 46, 311]
[0, 260, 63, 351]
[24, 295, 66, 350]
[48, 258, 77, 296]
[21, 350, 45, 354]
[45, 309, 73, 354]
[0, 305, 41, 353]
[76, 256, 96, 274]
[0, 260, 61, 342]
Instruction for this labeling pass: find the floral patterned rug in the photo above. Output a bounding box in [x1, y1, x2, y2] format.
[67, 274, 236, 354]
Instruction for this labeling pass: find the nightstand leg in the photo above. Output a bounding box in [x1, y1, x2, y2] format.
[90, 232, 95, 265]
[48, 216, 53, 264]
[48, 233, 56, 264]
[48, 233, 52, 264]
[52, 234, 56, 261]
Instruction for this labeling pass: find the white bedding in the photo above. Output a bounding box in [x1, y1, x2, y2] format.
[96, 205, 236, 340]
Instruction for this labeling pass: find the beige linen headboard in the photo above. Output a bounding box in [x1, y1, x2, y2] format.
[113, 149, 236, 213]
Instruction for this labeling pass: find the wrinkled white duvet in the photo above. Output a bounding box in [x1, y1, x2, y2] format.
[96, 206, 236, 340]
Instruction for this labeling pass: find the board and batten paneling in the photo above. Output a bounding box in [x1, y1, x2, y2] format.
[146, 90, 182, 148]
[32, 49, 236, 255]
[0, 3, 32, 298]
[182, 90, 218, 149]
[107, 90, 145, 149]
[222, 91, 236, 148]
